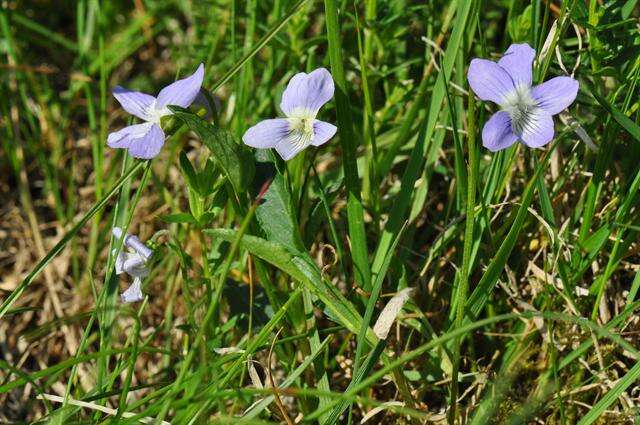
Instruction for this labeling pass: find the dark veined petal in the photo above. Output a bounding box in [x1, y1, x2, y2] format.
[519, 109, 555, 148]
[498, 43, 536, 88]
[280, 68, 335, 116]
[531, 76, 579, 115]
[482, 111, 518, 152]
[274, 136, 308, 161]
[242, 118, 290, 148]
[127, 123, 165, 159]
[113, 87, 155, 121]
[311, 120, 337, 146]
[156, 63, 205, 109]
[467, 59, 516, 105]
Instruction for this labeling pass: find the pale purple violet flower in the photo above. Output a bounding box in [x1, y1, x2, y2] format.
[242, 68, 337, 161]
[467, 44, 579, 151]
[108, 64, 205, 159]
[112, 227, 153, 303]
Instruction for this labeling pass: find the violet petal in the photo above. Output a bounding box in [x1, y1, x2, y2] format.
[127, 123, 165, 159]
[121, 277, 144, 303]
[275, 135, 308, 161]
[280, 68, 334, 116]
[519, 110, 555, 148]
[156, 63, 205, 109]
[467, 59, 516, 105]
[498, 43, 536, 88]
[107, 123, 154, 149]
[532, 76, 579, 115]
[242, 118, 289, 149]
[113, 87, 155, 121]
[482, 111, 518, 152]
[311, 120, 337, 146]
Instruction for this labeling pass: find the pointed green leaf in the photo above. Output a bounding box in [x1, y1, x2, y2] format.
[205, 229, 370, 341]
[256, 173, 305, 253]
[170, 107, 255, 192]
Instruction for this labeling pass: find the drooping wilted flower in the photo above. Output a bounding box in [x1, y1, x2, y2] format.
[242, 68, 337, 161]
[112, 227, 153, 303]
[467, 44, 578, 152]
[108, 64, 205, 159]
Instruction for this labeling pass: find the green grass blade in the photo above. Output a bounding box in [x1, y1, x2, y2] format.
[323, 0, 371, 291]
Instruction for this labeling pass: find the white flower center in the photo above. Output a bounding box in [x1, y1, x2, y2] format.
[145, 100, 171, 124]
[501, 84, 539, 136]
[286, 108, 316, 150]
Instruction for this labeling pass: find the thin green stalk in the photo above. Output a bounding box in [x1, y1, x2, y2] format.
[86, 0, 108, 287]
[98, 161, 154, 404]
[355, 2, 379, 214]
[324, 0, 371, 292]
[449, 93, 477, 424]
[464, 142, 556, 321]
[113, 308, 143, 423]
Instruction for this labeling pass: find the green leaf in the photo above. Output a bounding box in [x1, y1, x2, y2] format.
[179, 152, 220, 197]
[161, 213, 198, 224]
[507, 5, 533, 43]
[197, 211, 219, 226]
[196, 159, 219, 196]
[179, 151, 200, 194]
[205, 229, 369, 340]
[170, 107, 255, 193]
[581, 225, 610, 254]
[187, 186, 204, 221]
[324, 0, 371, 291]
[255, 173, 305, 253]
